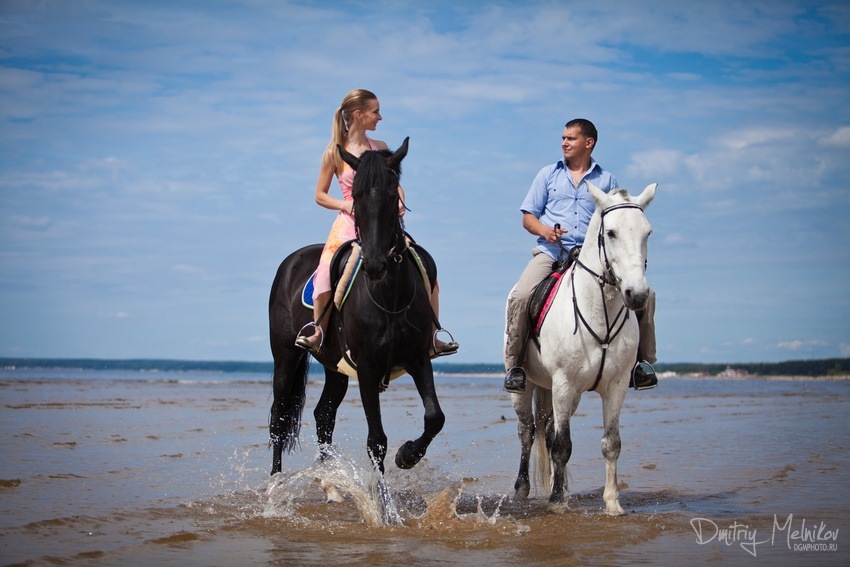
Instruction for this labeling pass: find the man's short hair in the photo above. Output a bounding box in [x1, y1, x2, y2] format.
[565, 118, 598, 144]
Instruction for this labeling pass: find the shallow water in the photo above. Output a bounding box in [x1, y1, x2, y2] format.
[1, 371, 848, 566]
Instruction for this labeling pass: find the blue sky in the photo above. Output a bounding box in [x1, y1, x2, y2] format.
[1, 0, 849, 364]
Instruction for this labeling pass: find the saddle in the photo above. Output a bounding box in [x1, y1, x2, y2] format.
[302, 237, 437, 310]
[528, 246, 581, 338]
[300, 240, 364, 310]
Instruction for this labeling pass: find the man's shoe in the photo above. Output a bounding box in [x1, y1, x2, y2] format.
[504, 367, 527, 393]
[630, 361, 658, 390]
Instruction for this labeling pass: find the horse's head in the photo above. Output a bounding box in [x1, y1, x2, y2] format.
[338, 137, 409, 280]
[587, 182, 657, 310]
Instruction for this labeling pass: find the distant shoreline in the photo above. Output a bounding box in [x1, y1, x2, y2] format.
[438, 372, 850, 381]
[667, 373, 850, 381]
[1, 357, 849, 381]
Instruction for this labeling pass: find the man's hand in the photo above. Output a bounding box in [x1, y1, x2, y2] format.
[544, 224, 566, 243]
[522, 212, 567, 243]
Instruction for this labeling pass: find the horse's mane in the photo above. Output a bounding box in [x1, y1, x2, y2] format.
[351, 149, 399, 200]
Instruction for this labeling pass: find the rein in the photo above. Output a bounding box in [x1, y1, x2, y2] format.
[568, 201, 645, 391]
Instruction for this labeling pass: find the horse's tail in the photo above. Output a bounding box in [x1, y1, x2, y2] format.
[269, 353, 310, 453]
[532, 384, 553, 493]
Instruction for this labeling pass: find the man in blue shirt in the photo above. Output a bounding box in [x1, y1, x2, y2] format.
[504, 118, 657, 393]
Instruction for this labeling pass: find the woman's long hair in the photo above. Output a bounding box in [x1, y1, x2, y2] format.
[325, 89, 378, 173]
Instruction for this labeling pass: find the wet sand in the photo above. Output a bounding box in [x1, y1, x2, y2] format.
[1, 370, 848, 566]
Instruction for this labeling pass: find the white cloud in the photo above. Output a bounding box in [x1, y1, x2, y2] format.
[777, 339, 829, 351]
[625, 149, 684, 181]
[723, 128, 796, 151]
[820, 126, 850, 148]
[661, 232, 693, 247]
[101, 311, 129, 319]
[171, 264, 204, 275]
[10, 215, 50, 231]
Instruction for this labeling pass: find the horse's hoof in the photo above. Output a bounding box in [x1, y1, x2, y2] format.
[547, 495, 571, 514]
[394, 440, 424, 469]
[514, 483, 530, 501]
[605, 504, 626, 516]
[320, 479, 345, 503]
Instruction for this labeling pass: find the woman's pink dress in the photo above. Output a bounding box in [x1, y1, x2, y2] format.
[312, 138, 378, 300]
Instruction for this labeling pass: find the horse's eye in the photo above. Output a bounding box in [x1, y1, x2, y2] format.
[606, 230, 616, 239]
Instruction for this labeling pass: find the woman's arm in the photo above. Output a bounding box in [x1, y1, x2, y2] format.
[314, 150, 353, 214]
[398, 184, 407, 217]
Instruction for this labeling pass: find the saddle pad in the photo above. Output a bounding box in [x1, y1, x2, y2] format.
[301, 272, 317, 309]
[532, 270, 567, 335]
[335, 352, 407, 382]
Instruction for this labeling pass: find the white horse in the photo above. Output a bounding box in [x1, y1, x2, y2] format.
[507, 182, 657, 515]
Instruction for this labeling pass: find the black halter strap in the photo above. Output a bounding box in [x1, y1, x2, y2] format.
[597, 202, 644, 287]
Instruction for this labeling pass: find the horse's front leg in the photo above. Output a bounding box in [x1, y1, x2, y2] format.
[548, 382, 581, 513]
[600, 379, 628, 515]
[357, 365, 389, 474]
[395, 359, 445, 469]
[511, 386, 535, 500]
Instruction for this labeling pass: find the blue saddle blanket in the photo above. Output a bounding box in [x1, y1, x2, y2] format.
[302, 272, 317, 308]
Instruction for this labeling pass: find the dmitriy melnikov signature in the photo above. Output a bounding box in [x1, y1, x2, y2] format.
[690, 514, 839, 558]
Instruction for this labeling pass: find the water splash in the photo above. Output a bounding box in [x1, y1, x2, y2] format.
[253, 444, 528, 532]
[264, 445, 401, 526]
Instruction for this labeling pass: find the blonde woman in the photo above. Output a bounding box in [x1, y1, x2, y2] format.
[296, 89, 457, 357]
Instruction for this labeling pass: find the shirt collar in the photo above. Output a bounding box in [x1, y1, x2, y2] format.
[557, 157, 600, 173]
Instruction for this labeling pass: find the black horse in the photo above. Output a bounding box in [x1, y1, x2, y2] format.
[268, 137, 445, 477]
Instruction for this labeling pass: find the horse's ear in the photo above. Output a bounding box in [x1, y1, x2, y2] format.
[338, 144, 360, 170]
[389, 137, 409, 169]
[587, 181, 611, 209]
[636, 183, 657, 208]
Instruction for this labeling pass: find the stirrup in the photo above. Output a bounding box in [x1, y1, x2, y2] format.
[431, 328, 459, 357]
[631, 361, 658, 391]
[295, 322, 323, 353]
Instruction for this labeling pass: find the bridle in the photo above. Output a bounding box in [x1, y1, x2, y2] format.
[567, 201, 646, 391]
[353, 169, 408, 266]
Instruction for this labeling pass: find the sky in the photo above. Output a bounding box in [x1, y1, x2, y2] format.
[1, 0, 849, 365]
